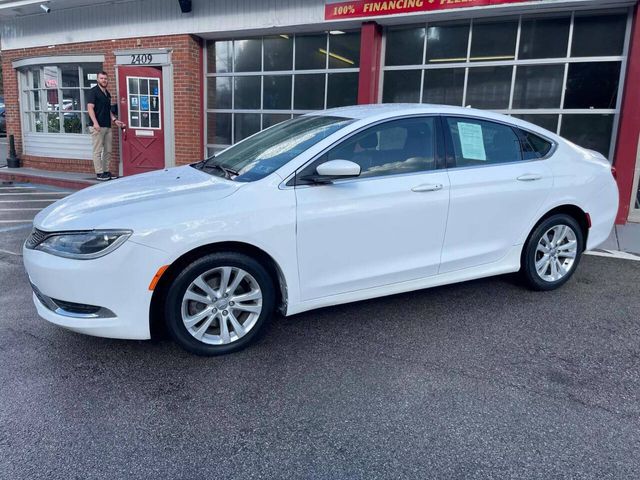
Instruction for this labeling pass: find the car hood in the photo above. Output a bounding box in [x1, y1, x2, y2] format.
[34, 165, 242, 231]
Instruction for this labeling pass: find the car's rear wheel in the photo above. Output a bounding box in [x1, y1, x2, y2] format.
[521, 214, 584, 291]
[164, 252, 275, 356]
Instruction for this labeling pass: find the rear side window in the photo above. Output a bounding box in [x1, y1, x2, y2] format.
[445, 117, 521, 167]
[518, 129, 553, 160]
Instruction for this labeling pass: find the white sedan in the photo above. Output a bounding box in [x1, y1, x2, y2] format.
[23, 104, 618, 355]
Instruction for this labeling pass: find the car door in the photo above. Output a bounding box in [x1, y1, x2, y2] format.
[294, 116, 450, 301]
[439, 116, 554, 273]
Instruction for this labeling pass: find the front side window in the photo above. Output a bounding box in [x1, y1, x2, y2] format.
[314, 117, 437, 179]
[446, 117, 521, 167]
[20, 63, 102, 134]
[196, 115, 353, 182]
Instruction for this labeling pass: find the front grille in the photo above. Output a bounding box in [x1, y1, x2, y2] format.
[25, 228, 48, 249]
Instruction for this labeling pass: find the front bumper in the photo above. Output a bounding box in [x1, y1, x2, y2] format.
[23, 239, 169, 340]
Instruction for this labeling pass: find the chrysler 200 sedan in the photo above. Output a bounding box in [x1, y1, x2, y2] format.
[23, 104, 618, 355]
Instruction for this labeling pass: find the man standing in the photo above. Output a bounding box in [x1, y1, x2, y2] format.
[87, 71, 125, 181]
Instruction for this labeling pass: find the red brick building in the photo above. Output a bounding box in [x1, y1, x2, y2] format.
[1, 0, 639, 224]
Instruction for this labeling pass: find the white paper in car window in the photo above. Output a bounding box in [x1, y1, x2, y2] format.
[458, 122, 487, 161]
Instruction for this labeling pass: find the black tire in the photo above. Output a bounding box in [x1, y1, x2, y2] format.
[164, 252, 275, 356]
[521, 214, 584, 291]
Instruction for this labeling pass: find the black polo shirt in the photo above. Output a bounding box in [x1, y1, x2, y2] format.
[86, 86, 112, 128]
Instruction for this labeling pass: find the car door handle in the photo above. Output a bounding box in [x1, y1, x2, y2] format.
[516, 174, 542, 182]
[411, 183, 443, 192]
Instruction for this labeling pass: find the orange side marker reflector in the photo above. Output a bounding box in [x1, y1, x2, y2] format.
[149, 265, 169, 291]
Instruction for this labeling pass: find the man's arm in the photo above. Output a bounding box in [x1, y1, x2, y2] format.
[87, 103, 100, 131]
[111, 109, 125, 128]
[86, 89, 100, 131]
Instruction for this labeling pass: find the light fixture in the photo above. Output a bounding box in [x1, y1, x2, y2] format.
[318, 48, 354, 66]
[329, 30, 345, 35]
[468, 55, 515, 61]
[40, 3, 50, 12]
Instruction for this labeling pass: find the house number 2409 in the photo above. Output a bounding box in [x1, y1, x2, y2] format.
[130, 54, 153, 65]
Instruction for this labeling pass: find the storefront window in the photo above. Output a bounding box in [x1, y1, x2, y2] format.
[263, 75, 292, 110]
[560, 114, 614, 159]
[513, 65, 564, 109]
[466, 66, 513, 109]
[470, 20, 518, 61]
[328, 31, 361, 69]
[20, 63, 102, 135]
[422, 68, 465, 106]
[512, 114, 559, 133]
[294, 74, 326, 110]
[233, 76, 260, 109]
[264, 36, 293, 71]
[564, 62, 621, 109]
[382, 10, 629, 158]
[426, 22, 468, 64]
[571, 14, 626, 57]
[386, 27, 424, 66]
[206, 31, 360, 153]
[519, 16, 570, 59]
[383, 70, 421, 103]
[327, 73, 359, 108]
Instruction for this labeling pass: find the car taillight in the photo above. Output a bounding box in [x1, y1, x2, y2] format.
[611, 166, 617, 179]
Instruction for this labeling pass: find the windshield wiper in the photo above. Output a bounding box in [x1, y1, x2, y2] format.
[204, 163, 238, 178]
[194, 158, 238, 179]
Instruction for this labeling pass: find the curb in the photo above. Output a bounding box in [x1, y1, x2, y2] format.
[0, 170, 95, 191]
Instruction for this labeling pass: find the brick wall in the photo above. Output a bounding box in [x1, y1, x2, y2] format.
[1, 34, 203, 174]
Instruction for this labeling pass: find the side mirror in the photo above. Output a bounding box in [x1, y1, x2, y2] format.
[316, 159, 361, 178]
[299, 159, 361, 184]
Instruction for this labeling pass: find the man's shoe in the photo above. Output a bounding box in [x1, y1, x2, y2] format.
[106, 172, 118, 180]
[96, 173, 108, 181]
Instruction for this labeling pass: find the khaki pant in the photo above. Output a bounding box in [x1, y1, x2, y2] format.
[90, 126, 113, 174]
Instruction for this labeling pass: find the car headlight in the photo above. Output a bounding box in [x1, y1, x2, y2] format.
[26, 229, 132, 259]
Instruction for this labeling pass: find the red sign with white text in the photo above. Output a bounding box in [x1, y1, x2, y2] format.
[325, 0, 531, 20]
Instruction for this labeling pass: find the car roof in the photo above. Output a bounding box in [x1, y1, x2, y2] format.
[312, 103, 560, 140]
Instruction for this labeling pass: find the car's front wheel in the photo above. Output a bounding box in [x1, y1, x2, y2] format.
[521, 214, 584, 291]
[164, 252, 275, 356]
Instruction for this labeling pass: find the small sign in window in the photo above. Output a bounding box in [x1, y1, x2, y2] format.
[127, 76, 161, 129]
[458, 122, 487, 161]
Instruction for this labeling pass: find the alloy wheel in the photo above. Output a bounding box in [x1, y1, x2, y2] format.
[181, 266, 263, 345]
[534, 224, 578, 282]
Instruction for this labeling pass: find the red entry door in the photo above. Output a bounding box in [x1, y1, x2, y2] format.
[118, 66, 165, 176]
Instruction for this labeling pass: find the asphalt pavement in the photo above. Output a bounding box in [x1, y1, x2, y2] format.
[1, 182, 639, 479]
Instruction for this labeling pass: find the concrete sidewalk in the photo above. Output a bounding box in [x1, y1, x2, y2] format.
[0, 165, 98, 190]
[0, 136, 7, 168]
[600, 223, 640, 255]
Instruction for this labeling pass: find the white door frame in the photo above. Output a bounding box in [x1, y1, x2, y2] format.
[114, 48, 175, 176]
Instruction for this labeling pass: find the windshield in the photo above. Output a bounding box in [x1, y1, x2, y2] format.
[196, 115, 353, 182]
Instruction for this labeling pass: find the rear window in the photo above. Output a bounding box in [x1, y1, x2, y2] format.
[519, 129, 553, 160]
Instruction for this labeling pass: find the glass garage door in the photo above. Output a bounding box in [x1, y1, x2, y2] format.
[382, 10, 630, 159]
[205, 31, 361, 155]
